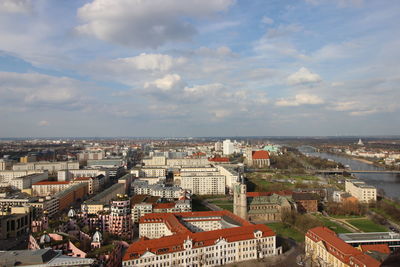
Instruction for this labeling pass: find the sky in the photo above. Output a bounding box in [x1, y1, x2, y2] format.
[0, 0, 399, 137]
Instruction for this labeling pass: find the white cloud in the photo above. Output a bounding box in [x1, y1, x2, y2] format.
[276, 93, 324, 106]
[261, 16, 274, 25]
[183, 83, 224, 98]
[312, 42, 360, 61]
[76, 0, 234, 48]
[0, 0, 32, 13]
[115, 53, 186, 72]
[38, 120, 49, 127]
[287, 67, 322, 85]
[212, 109, 232, 119]
[0, 72, 93, 109]
[144, 74, 182, 91]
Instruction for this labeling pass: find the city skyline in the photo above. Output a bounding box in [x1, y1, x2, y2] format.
[0, 0, 399, 137]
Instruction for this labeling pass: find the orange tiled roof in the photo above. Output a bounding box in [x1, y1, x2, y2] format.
[246, 190, 293, 197]
[153, 203, 176, 209]
[139, 211, 252, 236]
[306, 227, 380, 267]
[252, 150, 270, 159]
[208, 157, 230, 162]
[360, 244, 391, 254]
[123, 223, 274, 261]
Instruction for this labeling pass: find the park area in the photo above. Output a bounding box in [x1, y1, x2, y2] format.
[346, 219, 388, 232]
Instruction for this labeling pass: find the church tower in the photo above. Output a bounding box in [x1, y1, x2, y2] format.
[233, 175, 247, 220]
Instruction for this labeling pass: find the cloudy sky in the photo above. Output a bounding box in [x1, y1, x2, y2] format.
[0, 0, 399, 137]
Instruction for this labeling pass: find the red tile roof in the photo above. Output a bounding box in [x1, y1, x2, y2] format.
[306, 227, 381, 267]
[252, 150, 270, 159]
[360, 244, 391, 254]
[208, 157, 230, 162]
[33, 181, 70, 185]
[246, 190, 293, 197]
[123, 223, 274, 261]
[153, 203, 176, 209]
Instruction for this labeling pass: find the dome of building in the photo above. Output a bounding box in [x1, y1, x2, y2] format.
[92, 230, 102, 243]
[67, 208, 76, 218]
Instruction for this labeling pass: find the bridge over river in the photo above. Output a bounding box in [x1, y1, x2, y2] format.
[316, 169, 400, 175]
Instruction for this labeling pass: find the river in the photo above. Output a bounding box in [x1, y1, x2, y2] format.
[299, 149, 400, 199]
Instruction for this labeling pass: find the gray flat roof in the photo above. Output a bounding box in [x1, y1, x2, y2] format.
[339, 232, 400, 242]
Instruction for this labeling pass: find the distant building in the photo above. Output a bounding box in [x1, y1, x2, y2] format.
[214, 141, 222, 152]
[12, 161, 79, 174]
[345, 180, 377, 203]
[292, 192, 319, 213]
[246, 150, 270, 168]
[223, 139, 234, 155]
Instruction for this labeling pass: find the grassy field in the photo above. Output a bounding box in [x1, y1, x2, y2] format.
[207, 199, 233, 212]
[265, 222, 304, 242]
[330, 215, 364, 219]
[314, 215, 351, 233]
[347, 219, 387, 232]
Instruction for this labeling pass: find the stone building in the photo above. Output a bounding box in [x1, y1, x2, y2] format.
[233, 179, 292, 222]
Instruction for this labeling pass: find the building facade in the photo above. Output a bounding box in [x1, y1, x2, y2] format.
[345, 180, 377, 203]
[123, 211, 280, 267]
[305, 227, 381, 267]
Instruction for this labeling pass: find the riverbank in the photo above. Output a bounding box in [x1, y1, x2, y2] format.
[317, 150, 384, 169]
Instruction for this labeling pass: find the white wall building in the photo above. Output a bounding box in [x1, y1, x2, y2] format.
[345, 179, 377, 203]
[12, 161, 79, 174]
[124, 211, 280, 267]
[223, 139, 234, 155]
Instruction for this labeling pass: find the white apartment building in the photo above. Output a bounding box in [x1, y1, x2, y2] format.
[216, 165, 239, 191]
[57, 169, 110, 183]
[132, 200, 191, 223]
[132, 180, 182, 199]
[124, 211, 280, 267]
[142, 156, 209, 167]
[0, 159, 13, 171]
[32, 181, 71, 196]
[9, 173, 48, 190]
[345, 179, 377, 203]
[215, 141, 222, 152]
[0, 170, 46, 184]
[131, 167, 167, 178]
[77, 150, 104, 161]
[223, 139, 234, 155]
[142, 156, 167, 166]
[180, 167, 225, 195]
[12, 161, 79, 173]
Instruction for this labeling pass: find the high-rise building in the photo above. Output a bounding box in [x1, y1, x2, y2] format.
[223, 139, 234, 155]
[109, 194, 132, 240]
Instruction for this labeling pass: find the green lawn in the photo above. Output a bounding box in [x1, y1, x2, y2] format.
[330, 215, 364, 219]
[347, 219, 388, 232]
[314, 215, 351, 233]
[266, 222, 304, 242]
[208, 199, 233, 212]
